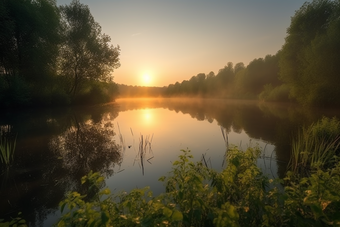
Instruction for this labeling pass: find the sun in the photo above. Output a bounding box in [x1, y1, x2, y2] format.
[142, 73, 152, 86]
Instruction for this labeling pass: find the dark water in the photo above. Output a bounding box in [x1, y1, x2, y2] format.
[1, 98, 340, 226]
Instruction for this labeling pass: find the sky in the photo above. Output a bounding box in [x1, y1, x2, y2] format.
[57, 0, 311, 87]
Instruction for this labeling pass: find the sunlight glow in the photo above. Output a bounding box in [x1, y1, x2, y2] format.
[142, 109, 153, 125]
[142, 73, 152, 86]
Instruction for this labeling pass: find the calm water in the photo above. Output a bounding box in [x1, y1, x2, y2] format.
[1, 98, 340, 226]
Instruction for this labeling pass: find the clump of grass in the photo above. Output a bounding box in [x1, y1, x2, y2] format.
[0, 126, 17, 169]
[288, 117, 340, 175]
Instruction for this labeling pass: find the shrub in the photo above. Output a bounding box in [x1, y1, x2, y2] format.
[259, 84, 290, 102]
[56, 143, 340, 226]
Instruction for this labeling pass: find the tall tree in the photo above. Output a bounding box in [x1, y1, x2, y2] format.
[279, 0, 340, 106]
[0, 0, 61, 106]
[0, 0, 61, 83]
[59, 0, 120, 97]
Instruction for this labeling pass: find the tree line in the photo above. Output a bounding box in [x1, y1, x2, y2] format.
[2, 0, 340, 108]
[164, 54, 282, 100]
[0, 0, 120, 108]
[164, 0, 340, 107]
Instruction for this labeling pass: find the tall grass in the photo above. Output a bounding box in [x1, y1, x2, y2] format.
[0, 127, 17, 169]
[288, 117, 340, 175]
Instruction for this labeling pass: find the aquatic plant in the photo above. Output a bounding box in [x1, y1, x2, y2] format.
[134, 134, 154, 175]
[0, 212, 27, 227]
[288, 117, 340, 175]
[0, 128, 17, 169]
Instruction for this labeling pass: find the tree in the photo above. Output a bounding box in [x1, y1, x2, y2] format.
[234, 62, 245, 75]
[0, 0, 61, 105]
[279, 0, 340, 106]
[59, 0, 120, 97]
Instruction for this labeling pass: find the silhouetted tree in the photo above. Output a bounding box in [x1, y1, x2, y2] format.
[59, 0, 120, 97]
[0, 0, 61, 105]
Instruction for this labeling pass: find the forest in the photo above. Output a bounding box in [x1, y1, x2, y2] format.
[2, 0, 340, 108]
[0, 0, 120, 108]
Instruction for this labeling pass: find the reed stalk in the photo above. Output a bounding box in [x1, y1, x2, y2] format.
[134, 134, 154, 175]
[0, 133, 17, 168]
[288, 118, 340, 175]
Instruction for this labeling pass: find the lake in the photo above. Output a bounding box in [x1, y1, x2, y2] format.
[1, 98, 340, 226]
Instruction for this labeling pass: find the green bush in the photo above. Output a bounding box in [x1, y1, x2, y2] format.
[259, 84, 290, 102]
[56, 145, 340, 226]
[56, 148, 278, 226]
[73, 81, 118, 105]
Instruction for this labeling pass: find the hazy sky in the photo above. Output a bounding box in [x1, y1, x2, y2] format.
[57, 0, 310, 87]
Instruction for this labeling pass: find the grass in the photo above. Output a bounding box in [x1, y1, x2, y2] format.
[0, 127, 17, 169]
[288, 117, 340, 175]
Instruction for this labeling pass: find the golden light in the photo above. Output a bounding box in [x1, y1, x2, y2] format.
[144, 112, 151, 121]
[141, 109, 153, 126]
[142, 73, 152, 86]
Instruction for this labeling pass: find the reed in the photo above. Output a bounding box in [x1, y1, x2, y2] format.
[0, 130, 17, 169]
[288, 117, 340, 175]
[116, 123, 126, 152]
[220, 127, 229, 167]
[134, 134, 154, 175]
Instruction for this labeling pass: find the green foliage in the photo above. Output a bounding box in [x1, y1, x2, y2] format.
[284, 162, 340, 226]
[0, 212, 27, 227]
[0, 0, 61, 83]
[0, 129, 17, 169]
[74, 81, 118, 105]
[289, 117, 340, 174]
[59, 0, 120, 97]
[57, 171, 183, 227]
[165, 53, 280, 99]
[0, 0, 120, 108]
[280, 0, 340, 107]
[57, 148, 279, 226]
[211, 147, 274, 226]
[57, 171, 113, 227]
[56, 143, 340, 226]
[160, 149, 214, 226]
[259, 84, 290, 102]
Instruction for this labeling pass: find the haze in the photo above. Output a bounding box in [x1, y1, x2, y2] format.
[57, 0, 311, 87]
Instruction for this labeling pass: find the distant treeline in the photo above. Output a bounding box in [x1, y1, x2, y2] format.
[117, 84, 165, 98]
[163, 0, 340, 107]
[164, 54, 282, 100]
[0, 0, 120, 108]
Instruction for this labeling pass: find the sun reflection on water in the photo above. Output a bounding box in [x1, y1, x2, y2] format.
[141, 109, 153, 125]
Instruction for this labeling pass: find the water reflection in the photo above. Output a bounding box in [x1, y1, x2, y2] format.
[2, 98, 340, 226]
[50, 120, 122, 179]
[0, 106, 122, 226]
[116, 98, 340, 176]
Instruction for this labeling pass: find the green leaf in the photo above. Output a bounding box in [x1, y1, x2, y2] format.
[163, 207, 172, 218]
[60, 202, 66, 213]
[101, 212, 109, 224]
[171, 210, 183, 221]
[178, 191, 183, 200]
